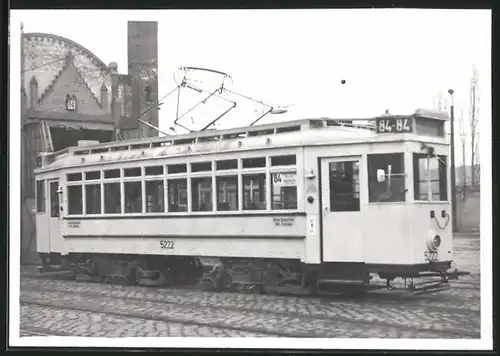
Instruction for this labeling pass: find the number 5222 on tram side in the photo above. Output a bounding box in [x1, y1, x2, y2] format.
[33, 109, 469, 296]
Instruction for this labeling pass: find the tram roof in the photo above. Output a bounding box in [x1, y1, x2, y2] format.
[35, 116, 445, 172]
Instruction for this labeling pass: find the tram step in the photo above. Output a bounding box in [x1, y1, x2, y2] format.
[409, 280, 451, 295]
[317, 278, 367, 286]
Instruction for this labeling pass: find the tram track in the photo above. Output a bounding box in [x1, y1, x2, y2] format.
[20, 280, 480, 338]
[20, 301, 283, 338]
[20, 273, 480, 313]
[20, 326, 72, 337]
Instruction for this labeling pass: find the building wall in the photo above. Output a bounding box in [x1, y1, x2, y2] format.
[20, 23, 160, 265]
[127, 21, 159, 138]
[23, 33, 113, 113]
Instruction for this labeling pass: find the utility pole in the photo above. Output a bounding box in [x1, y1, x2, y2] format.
[448, 89, 458, 233]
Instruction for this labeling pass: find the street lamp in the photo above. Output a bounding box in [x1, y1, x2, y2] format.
[448, 89, 458, 233]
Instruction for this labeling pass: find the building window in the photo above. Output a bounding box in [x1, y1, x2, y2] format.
[243, 173, 266, 210]
[271, 172, 298, 210]
[368, 153, 406, 202]
[124, 181, 142, 213]
[104, 183, 121, 214]
[65, 94, 77, 111]
[67, 185, 83, 215]
[413, 154, 448, 201]
[216, 176, 238, 211]
[85, 184, 101, 214]
[146, 180, 164, 213]
[168, 179, 187, 212]
[192, 177, 213, 212]
[50, 181, 60, 217]
[328, 161, 360, 212]
[36, 180, 46, 213]
[100, 83, 108, 109]
[30, 76, 38, 108]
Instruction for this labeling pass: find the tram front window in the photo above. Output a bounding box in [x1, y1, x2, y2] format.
[413, 154, 448, 201]
[368, 153, 406, 202]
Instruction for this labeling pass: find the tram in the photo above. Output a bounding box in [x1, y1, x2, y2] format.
[33, 107, 469, 296]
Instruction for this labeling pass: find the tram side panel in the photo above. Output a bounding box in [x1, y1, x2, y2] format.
[59, 215, 307, 261]
[35, 179, 51, 254]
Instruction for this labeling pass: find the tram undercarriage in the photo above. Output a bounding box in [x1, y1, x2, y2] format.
[37, 252, 469, 296]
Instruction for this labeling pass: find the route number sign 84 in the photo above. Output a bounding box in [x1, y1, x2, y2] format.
[377, 118, 412, 133]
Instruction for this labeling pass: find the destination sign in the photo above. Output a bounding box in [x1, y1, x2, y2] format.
[376, 117, 413, 134]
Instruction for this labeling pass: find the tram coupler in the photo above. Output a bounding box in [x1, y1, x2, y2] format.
[442, 268, 471, 280]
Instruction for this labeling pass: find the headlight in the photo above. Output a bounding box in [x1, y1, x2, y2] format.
[426, 233, 441, 252]
[433, 235, 442, 248]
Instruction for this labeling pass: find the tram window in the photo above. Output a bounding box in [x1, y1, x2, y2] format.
[413, 154, 448, 201]
[168, 164, 187, 174]
[124, 167, 142, 177]
[67, 173, 82, 182]
[192, 161, 212, 173]
[67, 185, 83, 215]
[36, 180, 46, 213]
[368, 153, 406, 202]
[146, 181, 165, 213]
[271, 155, 296, 166]
[124, 181, 142, 213]
[85, 171, 100, 180]
[216, 159, 237, 170]
[329, 161, 360, 212]
[271, 172, 298, 210]
[104, 169, 120, 179]
[192, 177, 213, 212]
[104, 182, 121, 214]
[145, 165, 163, 176]
[216, 176, 238, 211]
[243, 173, 266, 210]
[242, 157, 266, 169]
[168, 179, 187, 212]
[85, 184, 101, 214]
[50, 182, 59, 217]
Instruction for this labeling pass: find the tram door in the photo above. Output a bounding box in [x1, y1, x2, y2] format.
[48, 180, 62, 250]
[320, 157, 363, 262]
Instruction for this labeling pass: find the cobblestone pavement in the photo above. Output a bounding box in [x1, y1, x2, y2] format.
[20, 304, 271, 337]
[19, 234, 481, 338]
[20, 289, 478, 338]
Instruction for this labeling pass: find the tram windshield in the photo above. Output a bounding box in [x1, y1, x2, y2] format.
[367, 152, 449, 203]
[368, 153, 406, 202]
[413, 154, 448, 201]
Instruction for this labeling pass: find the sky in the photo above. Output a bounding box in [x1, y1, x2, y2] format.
[14, 9, 491, 163]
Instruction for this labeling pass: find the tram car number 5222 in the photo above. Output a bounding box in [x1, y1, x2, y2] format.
[160, 240, 175, 250]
